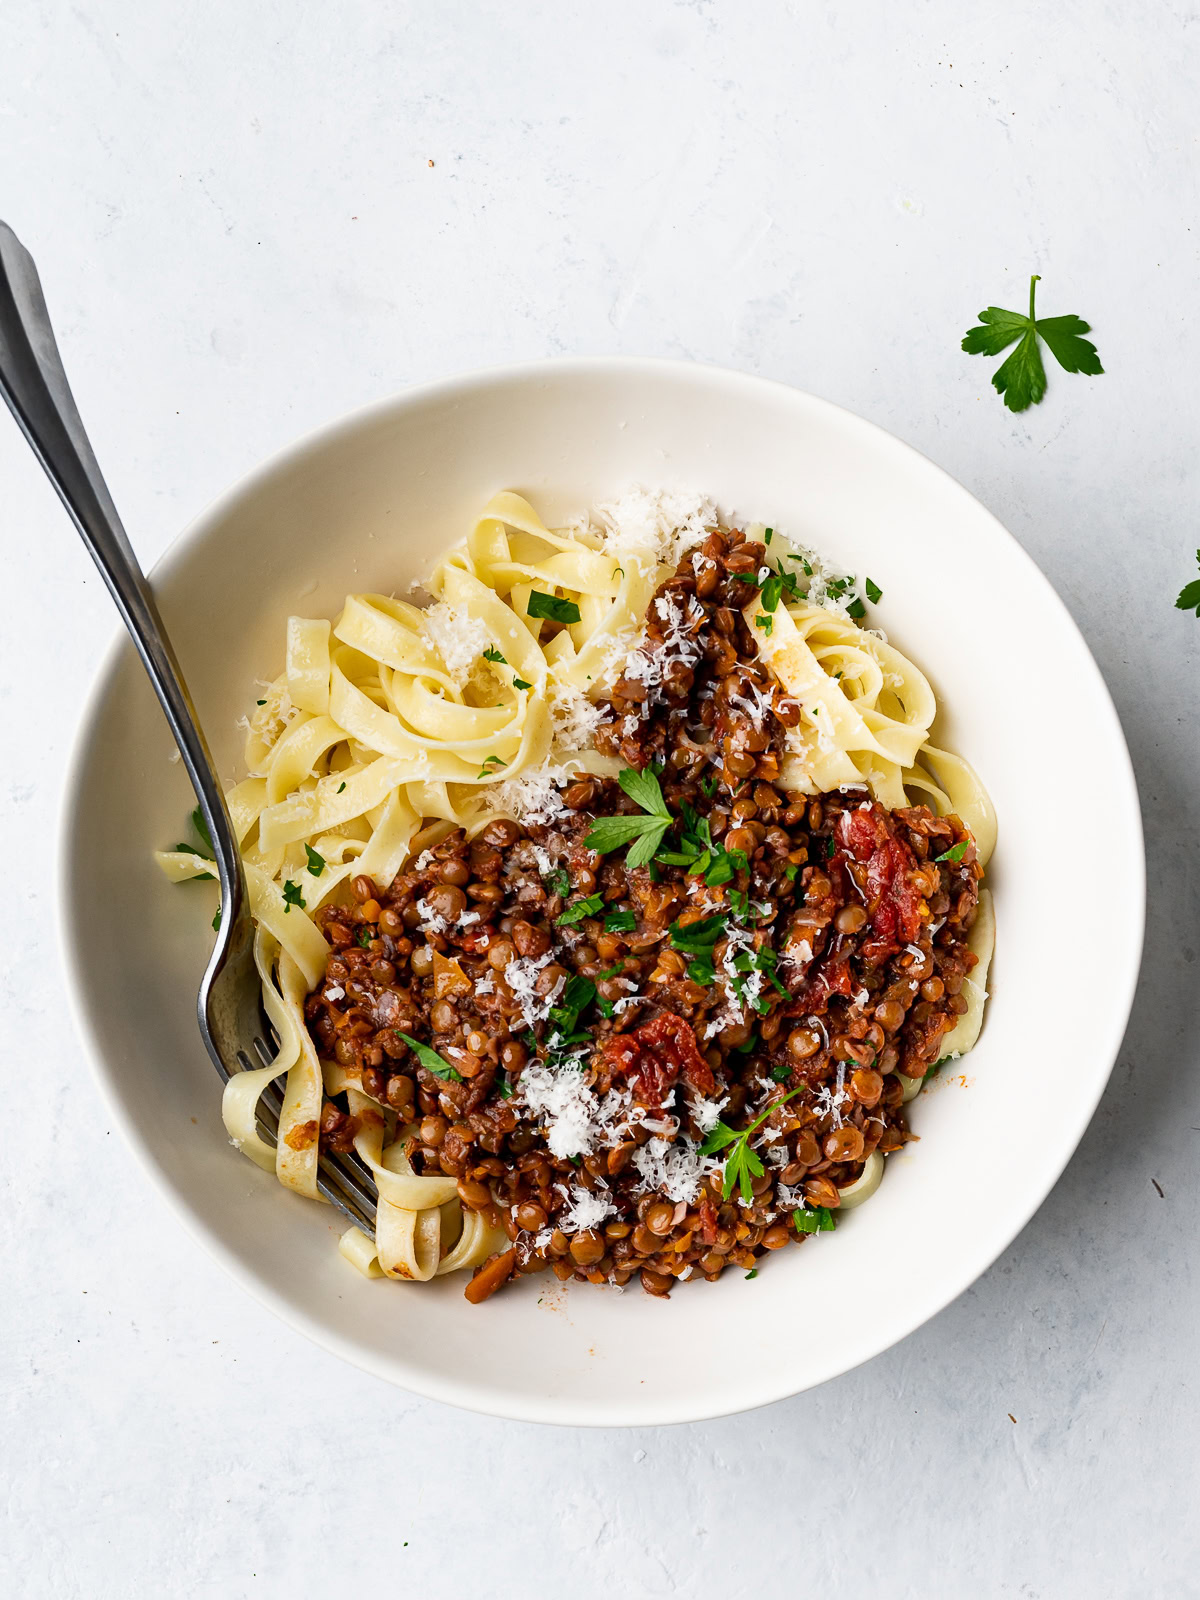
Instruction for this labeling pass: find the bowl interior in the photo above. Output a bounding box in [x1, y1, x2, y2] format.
[62, 360, 1143, 1425]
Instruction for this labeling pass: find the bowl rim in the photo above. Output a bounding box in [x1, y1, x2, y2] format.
[56, 354, 1146, 1426]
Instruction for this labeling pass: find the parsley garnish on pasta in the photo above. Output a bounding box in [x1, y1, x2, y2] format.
[527, 590, 581, 625]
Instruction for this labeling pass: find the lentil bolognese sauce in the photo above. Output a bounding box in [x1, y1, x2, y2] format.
[304, 525, 983, 1302]
[158, 487, 995, 1299]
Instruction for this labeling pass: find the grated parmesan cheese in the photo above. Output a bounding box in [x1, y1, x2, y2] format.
[518, 1062, 636, 1160]
[415, 897, 479, 937]
[415, 897, 450, 936]
[812, 1061, 850, 1128]
[686, 1092, 729, 1135]
[555, 1183, 617, 1235]
[728, 679, 775, 728]
[481, 761, 573, 825]
[519, 1059, 599, 1159]
[547, 678, 609, 752]
[505, 951, 564, 1028]
[774, 537, 865, 622]
[615, 594, 707, 726]
[702, 1008, 738, 1042]
[421, 601, 491, 686]
[631, 1136, 720, 1205]
[591, 487, 716, 573]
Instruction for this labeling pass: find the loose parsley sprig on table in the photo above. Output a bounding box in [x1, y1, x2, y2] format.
[962, 274, 1103, 412]
[701, 1087, 804, 1202]
[1176, 551, 1200, 617]
[584, 766, 674, 869]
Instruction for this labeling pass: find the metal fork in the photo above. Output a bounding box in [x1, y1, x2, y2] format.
[0, 222, 379, 1234]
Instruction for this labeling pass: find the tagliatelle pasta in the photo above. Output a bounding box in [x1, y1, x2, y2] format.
[157, 488, 995, 1294]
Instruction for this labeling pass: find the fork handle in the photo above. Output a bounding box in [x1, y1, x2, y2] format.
[0, 221, 243, 916]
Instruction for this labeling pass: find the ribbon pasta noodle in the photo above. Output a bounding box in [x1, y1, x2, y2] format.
[156, 489, 995, 1287]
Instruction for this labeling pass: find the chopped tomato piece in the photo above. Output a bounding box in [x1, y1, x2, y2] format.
[837, 802, 923, 955]
[600, 1012, 716, 1105]
[806, 945, 854, 1009]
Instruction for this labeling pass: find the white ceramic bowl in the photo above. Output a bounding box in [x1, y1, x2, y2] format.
[60, 359, 1144, 1426]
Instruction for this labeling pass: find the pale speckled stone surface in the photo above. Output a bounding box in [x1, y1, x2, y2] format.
[2, 4, 1198, 1596]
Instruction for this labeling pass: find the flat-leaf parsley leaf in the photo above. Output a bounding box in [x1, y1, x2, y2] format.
[962, 274, 1103, 413]
[1176, 550, 1200, 617]
[935, 840, 969, 864]
[527, 590, 582, 626]
[557, 892, 605, 926]
[394, 1032, 462, 1082]
[700, 1087, 805, 1202]
[190, 806, 214, 856]
[543, 867, 571, 898]
[793, 1205, 836, 1234]
[584, 766, 673, 869]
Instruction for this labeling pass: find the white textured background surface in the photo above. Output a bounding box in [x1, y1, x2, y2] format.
[2, 4, 1198, 1596]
